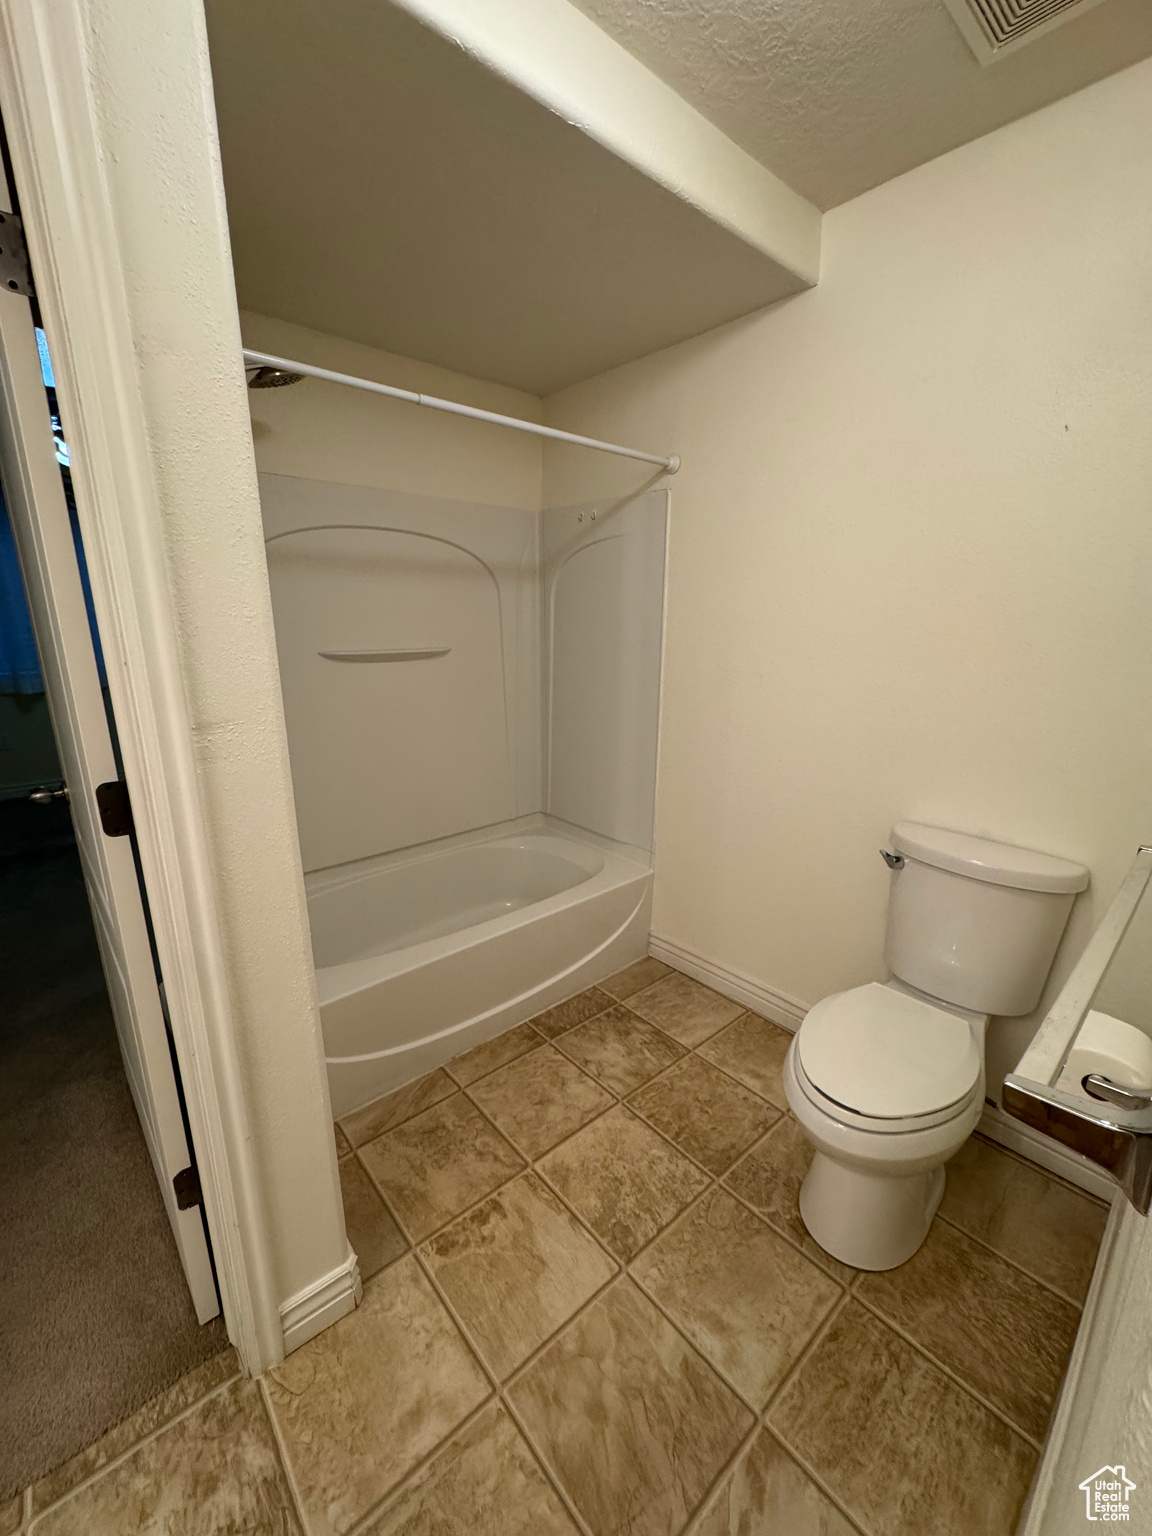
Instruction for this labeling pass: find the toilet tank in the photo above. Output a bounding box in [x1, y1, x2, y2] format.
[885, 823, 1089, 1016]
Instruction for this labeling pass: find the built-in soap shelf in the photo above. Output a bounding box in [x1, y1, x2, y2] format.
[318, 648, 451, 662]
[1004, 844, 1152, 1211]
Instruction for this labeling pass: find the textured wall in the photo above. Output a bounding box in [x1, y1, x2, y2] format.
[543, 58, 1152, 1097]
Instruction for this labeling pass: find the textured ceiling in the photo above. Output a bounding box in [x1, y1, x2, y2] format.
[563, 0, 1152, 208]
[204, 0, 807, 396]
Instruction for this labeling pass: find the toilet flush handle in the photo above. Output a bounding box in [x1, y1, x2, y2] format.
[880, 849, 905, 871]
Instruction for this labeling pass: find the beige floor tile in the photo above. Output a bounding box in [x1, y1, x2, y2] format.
[510, 1279, 753, 1536]
[340, 1156, 408, 1281]
[557, 1004, 685, 1096]
[34, 1378, 301, 1536]
[446, 1022, 542, 1087]
[724, 1118, 856, 1284]
[629, 1055, 779, 1176]
[599, 957, 673, 1001]
[362, 1404, 578, 1536]
[539, 1105, 709, 1261]
[633, 1189, 842, 1408]
[530, 986, 615, 1040]
[940, 1136, 1108, 1303]
[422, 1173, 616, 1378]
[858, 1218, 1081, 1440]
[769, 1301, 1036, 1536]
[359, 1094, 524, 1242]
[267, 1254, 490, 1535]
[697, 1014, 793, 1109]
[627, 973, 744, 1047]
[0, 1495, 21, 1536]
[693, 1429, 857, 1536]
[31, 1349, 239, 1513]
[467, 1046, 613, 1159]
[342, 1070, 456, 1147]
[334, 1121, 353, 1157]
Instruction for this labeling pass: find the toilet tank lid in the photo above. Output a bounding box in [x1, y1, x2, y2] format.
[891, 823, 1088, 894]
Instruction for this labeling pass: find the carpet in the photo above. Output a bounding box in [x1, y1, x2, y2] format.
[0, 837, 228, 1500]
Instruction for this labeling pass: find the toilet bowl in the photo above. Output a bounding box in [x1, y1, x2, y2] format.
[784, 822, 1089, 1271]
[784, 982, 986, 1270]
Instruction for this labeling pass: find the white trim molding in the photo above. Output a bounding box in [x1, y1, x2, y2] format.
[280, 1249, 362, 1356]
[647, 934, 807, 1031]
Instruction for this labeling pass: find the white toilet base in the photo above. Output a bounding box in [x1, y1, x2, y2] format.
[799, 1154, 947, 1271]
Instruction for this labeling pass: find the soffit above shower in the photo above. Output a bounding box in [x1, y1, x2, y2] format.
[562, 0, 1152, 209]
[203, 0, 819, 397]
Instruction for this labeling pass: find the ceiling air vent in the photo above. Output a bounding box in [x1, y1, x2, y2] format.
[942, 0, 1112, 63]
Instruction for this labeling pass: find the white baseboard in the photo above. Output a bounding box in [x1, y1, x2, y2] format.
[648, 934, 1117, 1205]
[280, 1246, 362, 1356]
[647, 934, 807, 1031]
[977, 1102, 1116, 1203]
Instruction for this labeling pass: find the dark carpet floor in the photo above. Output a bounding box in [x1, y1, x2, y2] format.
[0, 827, 228, 1500]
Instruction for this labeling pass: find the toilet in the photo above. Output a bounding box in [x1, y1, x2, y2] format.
[784, 822, 1089, 1271]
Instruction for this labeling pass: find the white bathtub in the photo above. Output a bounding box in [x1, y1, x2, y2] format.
[307, 816, 652, 1117]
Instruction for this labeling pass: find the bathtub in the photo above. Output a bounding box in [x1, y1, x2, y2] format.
[307, 816, 653, 1117]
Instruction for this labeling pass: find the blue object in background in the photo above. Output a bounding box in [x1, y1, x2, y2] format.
[0, 328, 105, 694]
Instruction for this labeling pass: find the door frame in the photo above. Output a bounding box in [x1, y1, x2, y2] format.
[0, 0, 282, 1372]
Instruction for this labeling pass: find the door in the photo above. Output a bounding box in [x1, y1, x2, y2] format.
[0, 211, 218, 1323]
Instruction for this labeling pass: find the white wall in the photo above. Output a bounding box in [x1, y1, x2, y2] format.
[543, 57, 1152, 1096]
[241, 312, 542, 508]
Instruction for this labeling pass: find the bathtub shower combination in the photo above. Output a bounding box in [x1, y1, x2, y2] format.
[262, 471, 667, 1117]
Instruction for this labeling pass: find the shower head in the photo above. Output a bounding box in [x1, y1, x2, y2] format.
[247, 365, 305, 389]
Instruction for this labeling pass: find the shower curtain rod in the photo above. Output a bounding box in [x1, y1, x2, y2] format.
[242, 350, 679, 474]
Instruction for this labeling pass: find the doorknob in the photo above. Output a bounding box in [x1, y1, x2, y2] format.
[29, 785, 68, 805]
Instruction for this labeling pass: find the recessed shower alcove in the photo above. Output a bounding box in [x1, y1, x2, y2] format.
[261, 468, 667, 1115]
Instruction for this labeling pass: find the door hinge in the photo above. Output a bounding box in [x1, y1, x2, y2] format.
[96, 779, 134, 838]
[0, 210, 34, 297]
[173, 1165, 202, 1210]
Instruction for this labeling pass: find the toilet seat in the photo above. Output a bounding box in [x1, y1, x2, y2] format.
[796, 982, 981, 1126]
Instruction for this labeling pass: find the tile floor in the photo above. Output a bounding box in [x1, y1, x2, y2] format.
[9, 959, 1111, 1536]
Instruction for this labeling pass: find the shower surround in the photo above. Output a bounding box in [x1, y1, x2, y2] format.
[261, 472, 667, 1115]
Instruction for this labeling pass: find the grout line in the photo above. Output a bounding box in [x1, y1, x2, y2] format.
[404, 1241, 599, 1536]
[759, 1426, 873, 1536]
[761, 1289, 852, 1422]
[354, 1124, 528, 1250]
[441, 1020, 548, 1089]
[350, 1149, 414, 1273]
[712, 1167, 860, 1290]
[932, 1210, 1089, 1311]
[498, 1271, 626, 1398]
[256, 1374, 312, 1536]
[342, 1396, 502, 1536]
[498, 1390, 598, 1536]
[850, 1292, 1045, 1452]
[676, 1415, 762, 1536]
[28, 1372, 243, 1521]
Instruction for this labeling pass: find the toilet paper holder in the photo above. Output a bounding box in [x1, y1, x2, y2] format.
[1004, 844, 1152, 1214]
[1082, 1075, 1152, 1113]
